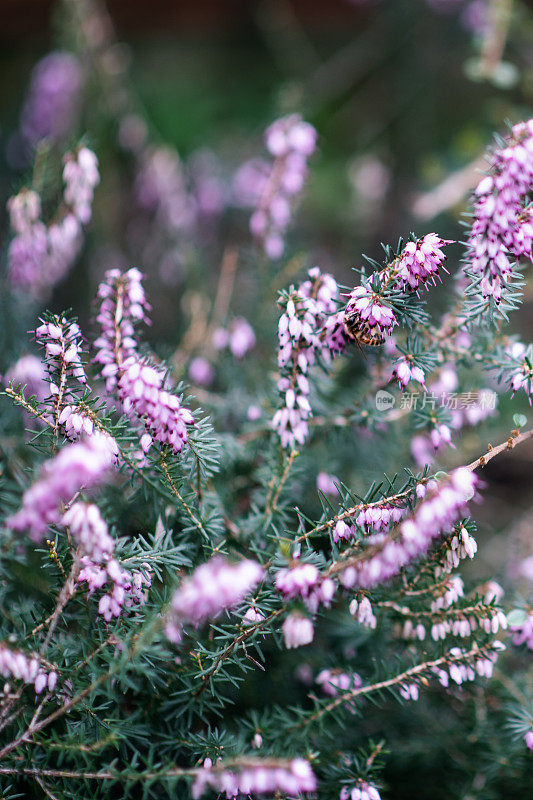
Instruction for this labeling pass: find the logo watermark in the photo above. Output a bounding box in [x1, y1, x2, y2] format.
[375, 389, 497, 414]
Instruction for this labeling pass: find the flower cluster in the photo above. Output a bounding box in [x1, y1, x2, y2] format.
[165, 557, 264, 643]
[395, 234, 452, 292]
[6, 435, 116, 541]
[275, 562, 320, 600]
[343, 286, 397, 343]
[438, 525, 478, 574]
[93, 267, 150, 394]
[467, 119, 533, 301]
[191, 758, 317, 798]
[77, 556, 151, 623]
[340, 469, 477, 591]
[118, 357, 195, 455]
[402, 606, 507, 642]
[63, 502, 114, 563]
[273, 267, 342, 448]
[350, 596, 377, 629]
[0, 643, 57, 696]
[341, 782, 381, 800]
[68, 496, 151, 623]
[249, 113, 317, 259]
[8, 146, 99, 296]
[35, 317, 87, 389]
[63, 147, 100, 225]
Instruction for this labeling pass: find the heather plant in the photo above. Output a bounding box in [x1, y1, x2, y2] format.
[1, 2, 533, 799]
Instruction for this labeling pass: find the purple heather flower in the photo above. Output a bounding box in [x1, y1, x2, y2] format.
[243, 607, 265, 625]
[525, 731, 533, 750]
[282, 612, 314, 649]
[6, 435, 116, 542]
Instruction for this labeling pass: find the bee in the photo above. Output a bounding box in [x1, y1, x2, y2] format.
[343, 311, 385, 349]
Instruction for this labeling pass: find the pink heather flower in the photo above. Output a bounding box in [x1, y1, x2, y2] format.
[344, 286, 397, 338]
[411, 433, 435, 467]
[188, 357, 214, 387]
[0, 642, 57, 696]
[393, 357, 426, 388]
[62, 502, 114, 563]
[430, 423, 454, 451]
[247, 404, 262, 421]
[228, 317, 256, 358]
[275, 562, 320, 600]
[35, 316, 87, 389]
[317, 471, 340, 496]
[5, 354, 48, 402]
[63, 147, 100, 225]
[273, 268, 343, 449]
[243, 607, 265, 625]
[77, 556, 151, 622]
[467, 119, 533, 301]
[191, 758, 316, 799]
[525, 731, 533, 750]
[17, 52, 82, 149]
[341, 782, 381, 800]
[93, 267, 150, 394]
[118, 357, 195, 455]
[249, 114, 317, 259]
[399, 683, 419, 701]
[6, 434, 116, 542]
[316, 668, 362, 697]
[282, 612, 314, 649]
[395, 234, 452, 292]
[168, 557, 264, 634]
[349, 596, 377, 629]
[340, 468, 477, 591]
